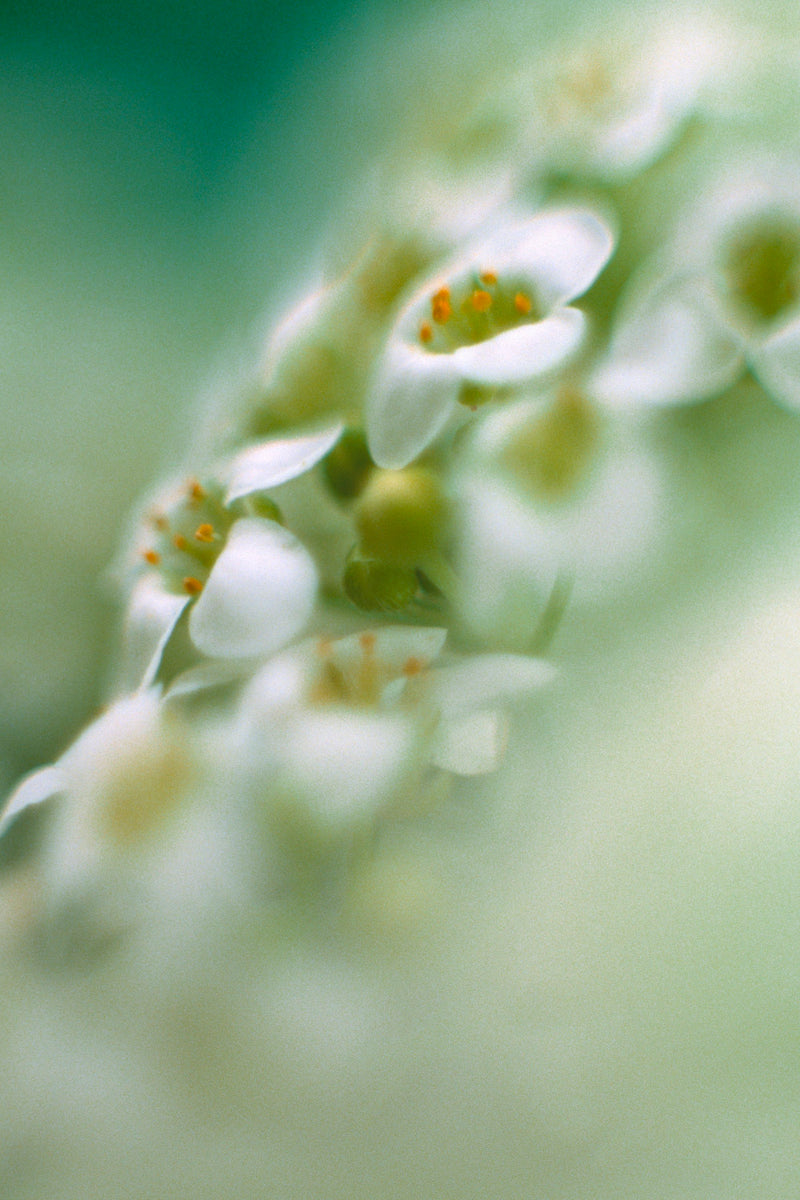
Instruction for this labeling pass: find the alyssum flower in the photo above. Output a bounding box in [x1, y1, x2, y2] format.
[366, 205, 615, 469]
[593, 159, 800, 411]
[224, 625, 556, 837]
[116, 424, 342, 689]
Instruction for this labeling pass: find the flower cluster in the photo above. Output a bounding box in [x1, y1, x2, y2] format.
[3, 2, 800, 957]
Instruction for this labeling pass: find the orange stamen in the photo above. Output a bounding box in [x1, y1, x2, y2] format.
[173, 533, 189, 551]
[431, 286, 452, 323]
[150, 511, 169, 531]
[142, 549, 161, 566]
[402, 656, 424, 677]
[188, 480, 206, 504]
[471, 289, 492, 313]
[182, 576, 204, 595]
[194, 523, 215, 543]
[419, 321, 433, 344]
[480, 271, 497, 286]
[514, 292, 532, 315]
[359, 631, 377, 653]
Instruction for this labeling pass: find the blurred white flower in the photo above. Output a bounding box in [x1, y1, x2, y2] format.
[116, 425, 341, 688]
[523, 11, 739, 182]
[0, 690, 195, 925]
[454, 386, 665, 646]
[593, 158, 800, 410]
[226, 624, 554, 835]
[367, 206, 614, 469]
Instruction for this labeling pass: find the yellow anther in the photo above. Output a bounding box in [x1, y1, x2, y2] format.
[471, 289, 493, 313]
[142, 549, 161, 566]
[187, 480, 206, 504]
[431, 286, 452, 323]
[182, 576, 204, 595]
[150, 511, 169, 531]
[419, 321, 434, 344]
[514, 292, 533, 315]
[402, 655, 424, 677]
[359, 631, 377, 654]
[480, 271, 497, 286]
[173, 533, 189, 551]
[194, 523, 215, 543]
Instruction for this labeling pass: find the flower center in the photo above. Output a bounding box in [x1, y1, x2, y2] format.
[500, 387, 600, 501]
[417, 271, 540, 352]
[723, 217, 800, 323]
[142, 480, 234, 596]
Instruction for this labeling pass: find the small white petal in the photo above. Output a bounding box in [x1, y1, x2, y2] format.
[367, 342, 461, 469]
[223, 423, 343, 506]
[431, 710, 508, 775]
[453, 308, 586, 386]
[749, 317, 800, 410]
[189, 518, 317, 660]
[493, 208, 615, 308]
[118, 574, 191, 691]
[0, 765, 66, 836]
[592, 279, 743, 408]
[427, 654, 556, 718]
[284, 711, 416, 827]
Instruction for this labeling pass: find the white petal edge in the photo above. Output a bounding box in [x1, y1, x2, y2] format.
[118, 574, 191, 691]
[0, 765, 66, 837]
[366, 342, 461, 470]
[223, 423, 343, 506]
[189, 517, 317, 659]
[749, 316, 800, 411]
[428, 654, 556, 719]
[497, 207, 615, 308]
[591, 282, 743, 409]
[453, 307, 586, 387]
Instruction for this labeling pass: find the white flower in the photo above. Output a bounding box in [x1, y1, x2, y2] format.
[519, 12, 739, 182]
[227, 625, 555, 833]
[0, 690, 195, 921]
[454, 387, 665, 646]
[116, 425, 341, 689]
[593, 159, 800, 411]
[366, 206, 614, 469]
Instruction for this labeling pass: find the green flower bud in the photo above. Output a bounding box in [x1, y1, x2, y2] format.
[354, 466, 449, 567]
[342, 557, 418, 612]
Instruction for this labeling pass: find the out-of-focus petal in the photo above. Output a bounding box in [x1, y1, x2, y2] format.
[281, 710, 417, 828]
[0, 765, 66, 837]
[427, 654, 556, 718]
[430, 710, 508, 776]
[592, 278, 743, 408]
[750, 316, 800, 410]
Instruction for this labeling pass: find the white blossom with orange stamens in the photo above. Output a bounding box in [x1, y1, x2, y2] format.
[219, 626, 554, 834]
[115, 425, 342, 689]
[366, 206, 614, 469]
